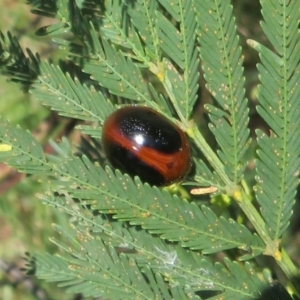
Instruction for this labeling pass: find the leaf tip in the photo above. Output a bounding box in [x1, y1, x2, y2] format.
[0, 143, 12, 152]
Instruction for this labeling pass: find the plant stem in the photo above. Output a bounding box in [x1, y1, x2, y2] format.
[277, 248, 300, 296]
[187, 124, 232, 187]
[189, 126, 274, 245]
[237, 190, 278, 255]
[188, 125, 300, 292]
[189, 125, 276, 248]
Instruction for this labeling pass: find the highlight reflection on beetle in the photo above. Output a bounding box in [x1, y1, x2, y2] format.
[102, 106, 191, 186]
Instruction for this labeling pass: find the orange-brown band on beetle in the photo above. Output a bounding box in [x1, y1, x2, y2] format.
[103, 123, 191, 184]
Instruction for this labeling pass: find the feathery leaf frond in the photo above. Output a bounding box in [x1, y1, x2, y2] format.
[30, 62, 114, 135]
[102, 0, 159, 64]
[0, 120, 50, 174]
[30, 249, 161, 299]
[195, 0, 251, 183]
[192, 160, 224, 191]
[2, 1, 300, 298]
[35, 192, 291, 299]
[27, 0, 57, 19]
[250, 0, 300, 240]
[0, 120, 264, 256]
[0, 32, 40, 90]
[125, 0, 160, 60]
[27, 220, 278, 300]
[102, 0, 200, 120]
[83, 25, 155, 105]
[158, 0, 199, 119]
[0, 121, 264, 257]
[47, 157, 264, 257]
[29, 0, 74, 36]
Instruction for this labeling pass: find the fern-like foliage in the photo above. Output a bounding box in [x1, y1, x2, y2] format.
[101, 0, 200, 120]
[0, 115, 271, 300]
[0, 121, 50, 174]
[1, 0, 300, 299]
[0, 32, 40, 90]
[102, 0, 157, 60]
[84, 27, 154, 104]
[157, 0, 199, 119]
[31, 234, 188, 299]
[192, 160, 223, 191]
[20, 185, 291, 300]
[250, 0, 300, 240]
[26, 0, 57, 19]
[125, 0, 160, 60]
[24, 203, 286, 300]
[194, 0, 251, 184]
[27, 222, 291, 300]
[30, 62, 114, 138]
[0, 121, 264, 259]
[28, 0, 73, 36]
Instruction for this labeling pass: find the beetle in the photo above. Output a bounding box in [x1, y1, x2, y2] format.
[102, 106, 191, 186]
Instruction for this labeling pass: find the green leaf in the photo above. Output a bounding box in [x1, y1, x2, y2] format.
[0, 32, 39, 90]
[195, 0, 251, 183]
[103, 0, 159, 62]
[30, 62, 114, 126]
[27, 221, 278, 299]
[0, 120, 51, 174]
[30, 250, 158, 299]
[83, 25, 153, 104]
[158, 0, 200, 119]
[250, 0, 300, 240]
[27, 221, 205, 299]
[53, 157, 264, 256]
[0, 119, 264, 257]
[192, 159, 224, 191]
[126, 0, 160, 59]
[43, 155, 265, 258]
[27, 0, 57, 19]
[30, 0, 73, 36]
